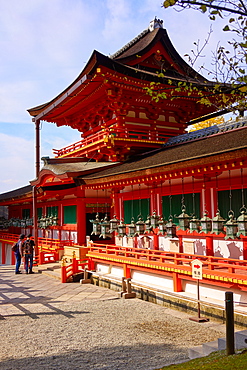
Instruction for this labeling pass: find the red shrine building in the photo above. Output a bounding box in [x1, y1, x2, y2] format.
[0, 18, 247, 307]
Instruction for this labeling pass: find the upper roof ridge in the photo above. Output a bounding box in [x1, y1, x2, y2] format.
[110, 28, 149, 60]
[163, 118, 247, 148]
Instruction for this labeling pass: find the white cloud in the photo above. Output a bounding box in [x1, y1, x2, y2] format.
[0, 133, 34, 193]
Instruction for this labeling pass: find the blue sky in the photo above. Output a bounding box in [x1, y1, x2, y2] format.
[0, 0, 230, 194]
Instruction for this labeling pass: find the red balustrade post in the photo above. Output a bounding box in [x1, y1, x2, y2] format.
[72, 251, 78, 275]
[206, 235, 214, 256]
[2, 242, 6, 264]
[61, 258, 67, 283]
[173, 272, 182, 292]
[39, 248, 44, 265]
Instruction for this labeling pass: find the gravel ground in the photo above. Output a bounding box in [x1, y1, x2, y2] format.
[0, 268, 226, 370]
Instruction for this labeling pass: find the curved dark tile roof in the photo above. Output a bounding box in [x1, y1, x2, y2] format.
[81, 120, 247, 180]
[0, 185, 32, 200]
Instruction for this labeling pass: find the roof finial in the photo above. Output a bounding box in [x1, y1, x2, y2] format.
[149, 17, 163, 32]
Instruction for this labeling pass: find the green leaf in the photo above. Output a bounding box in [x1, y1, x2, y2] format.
[223, 25, 230, 31]
[200, 4, 207, 13]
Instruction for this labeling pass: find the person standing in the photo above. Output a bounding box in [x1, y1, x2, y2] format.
[21, 234, 35, 274]
[14, 234, 25, 274]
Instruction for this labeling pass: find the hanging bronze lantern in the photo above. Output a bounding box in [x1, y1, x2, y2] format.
[200, 212, 212, 233]
[53, 215, 59, 226]
[109, 214, 119, 234]
[90, 213, 101, 236]
[189, 215, 200, 233]
[100, 215, 111, 239]
[145, 215, 152, 232]
[158, 216, 167, 235]
[225, 211, 238, 239]
[135, 216, 145, 235]
[150, 210, 160, 229]
[176, 205, 190, 231]
[118, 219, 126, 237]
[237, 208, 247, 237]
[212, 211, 225, 235]
[166, 217, 177, 238]
[128, 217, 136, 237]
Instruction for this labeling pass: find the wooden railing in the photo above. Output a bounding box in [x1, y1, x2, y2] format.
[53, 128, 167, 157]
[0, 232, 73, 265]
[87, 242, 247, 286]
[61, 252, 88, 283]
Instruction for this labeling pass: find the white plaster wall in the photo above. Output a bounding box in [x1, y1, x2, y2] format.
[132, 270, 174, 290]
[96, 263, 111, 274]
[158, 236, 170, 251]
[213, 239, 243, 259]
[183, 280, 247, 306]
[5, 244, 12, 264]
[53, 230, 59, 240]
[110, 266, 123, 278]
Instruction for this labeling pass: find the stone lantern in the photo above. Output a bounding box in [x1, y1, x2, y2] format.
[225, 212, 238, 239]
[176, 205, 190, 231]
[200, 212, 212, 233]
[237, 208, 247, 237]
[166, 217, 177, 238]
[212, 211, 225, 235]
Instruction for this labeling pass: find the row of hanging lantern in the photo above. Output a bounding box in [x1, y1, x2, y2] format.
[90, 206, 247, 240]
[90, 169, 247, 240]
[7, 217, 34, 228]
[38, 214, 59, 229]
[90, 210, 177, 239]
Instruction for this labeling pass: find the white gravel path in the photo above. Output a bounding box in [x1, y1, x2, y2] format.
[0, 266, 226, 370]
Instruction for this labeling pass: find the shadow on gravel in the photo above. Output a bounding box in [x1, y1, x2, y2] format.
[0, 342, 188, 370]
[0, 274, 90, 320]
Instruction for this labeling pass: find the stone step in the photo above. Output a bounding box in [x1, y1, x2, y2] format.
[41, 269, 61, 281]
[202, 340, 219, 356]
[189, 330, 247, 359]
[188, 345, 205, 359]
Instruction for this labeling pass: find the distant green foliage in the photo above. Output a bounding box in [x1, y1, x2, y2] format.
[155, 0, 247, 112]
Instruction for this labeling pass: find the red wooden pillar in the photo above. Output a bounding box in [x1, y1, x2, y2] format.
[124, 264, 131, 279]
[206, 235, 214, 256]
[2, 242, 6, 264]
[242, 237, 247, 260]
[173, 272, 182, 292]
[201, 187, 213, 218]
[77, 191, 86, 246]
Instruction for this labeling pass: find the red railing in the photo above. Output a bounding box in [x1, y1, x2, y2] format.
[0, 232, 73, 265]
[61, 252, 88, 283]
[53, 128, 167, 157]
[87, 242, 247, 285]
